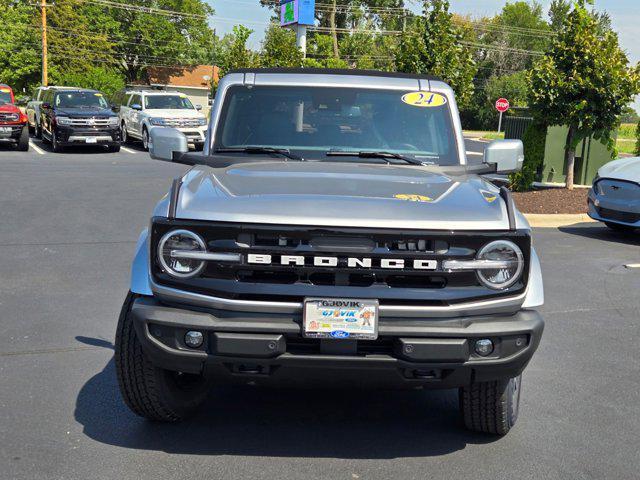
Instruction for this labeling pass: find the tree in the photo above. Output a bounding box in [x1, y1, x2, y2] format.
[467, 71, 529, 130]
[260, 24, 303, 68]
[56, 66, 125, 96]
[635, 120, 640, 156]
[395, 0, 477, 108]
[99, 0, 216, 82]
[0, 1, 41, 92]
[215, 25, 261, 81]
[528, 0, 640, 189]
[481, 1, 551, 75]
[619, 105, 639, 124]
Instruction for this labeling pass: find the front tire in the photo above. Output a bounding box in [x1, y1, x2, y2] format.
[17, 127, 30, 151]
[121, 122, 129, 144]
[460, 375, 522, 435]
[605, 222, 636, 233]
[142, 127, 149, 151]
[115, 292, 211, 422]
[51, 130, 64, 153]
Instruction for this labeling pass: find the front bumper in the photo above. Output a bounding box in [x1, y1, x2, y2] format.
[54, 125, 121, 146]
[130, 296, 544, 388]
[588, 187, 640, 227]
[0, 124, 27, 143]
[174, 126, 207, 145]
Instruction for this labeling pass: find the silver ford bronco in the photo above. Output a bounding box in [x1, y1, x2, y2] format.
[115, 68, 544, 435]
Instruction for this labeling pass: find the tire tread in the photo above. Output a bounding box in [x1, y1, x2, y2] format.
[115, 293, 182, 422]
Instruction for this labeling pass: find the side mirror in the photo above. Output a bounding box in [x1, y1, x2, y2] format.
[149, 127, 188, 162]
[41, 102, 51, 110]
[131, 103, 142, 111]
[483, 139, 524, 174]
[195, 104, 202, 111]
[110, 103, 120, 113]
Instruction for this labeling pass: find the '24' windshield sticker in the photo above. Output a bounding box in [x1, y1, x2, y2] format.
[401, 91, 448, 108]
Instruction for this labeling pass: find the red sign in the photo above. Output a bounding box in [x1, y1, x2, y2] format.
[495, 98, 510, 113]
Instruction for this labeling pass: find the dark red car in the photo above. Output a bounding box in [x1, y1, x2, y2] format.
[0, 84, 29, 151]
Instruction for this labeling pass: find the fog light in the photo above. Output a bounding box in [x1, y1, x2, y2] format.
[185, 331, 204, 348]
[474, 339, 494, 357]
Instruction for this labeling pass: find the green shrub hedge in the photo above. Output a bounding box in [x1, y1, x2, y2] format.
[510, 123, 547, 192]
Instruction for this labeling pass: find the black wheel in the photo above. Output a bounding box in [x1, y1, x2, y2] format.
[115, 292, 212, 422]
[51, 130, 64, 153]
[121, 122, 129, 144]
[17, 127, 30, 151]
[605, 222, 636, 233]
[460, 375, 522, 435]
[142, 127, 149, 151]
[107, 144, 121, 153]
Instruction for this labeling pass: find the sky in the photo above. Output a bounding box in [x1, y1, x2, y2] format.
[208, 0, 640, 112]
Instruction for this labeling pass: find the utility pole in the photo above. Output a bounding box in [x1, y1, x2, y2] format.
[296, 25, 307, 58]
[39, 0, 49, 86]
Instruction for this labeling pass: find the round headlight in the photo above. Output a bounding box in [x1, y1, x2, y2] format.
[157, 229, 206, 278]
[476, 240, 524, 290]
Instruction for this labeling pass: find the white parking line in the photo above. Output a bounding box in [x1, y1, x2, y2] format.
[624, 264, 640, 269]
[121, 146, 137, 154]
[29, 141, 45, 155]
[466, 151, 484, 156]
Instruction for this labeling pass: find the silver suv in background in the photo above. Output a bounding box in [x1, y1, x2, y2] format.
[112, 89, 208, 151]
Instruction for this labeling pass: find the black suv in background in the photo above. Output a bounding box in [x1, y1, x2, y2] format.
[40, 88, 121, 152]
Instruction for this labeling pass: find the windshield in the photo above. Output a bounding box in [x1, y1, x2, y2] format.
[0, 88, 13, 105]
[145, 95, 194, 110]
[215, 85, 459, 165]
[55, 91, 109, 109]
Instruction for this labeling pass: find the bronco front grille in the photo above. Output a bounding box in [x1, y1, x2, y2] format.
[0, 113, 20, 122]
[150, 219, 531, 306]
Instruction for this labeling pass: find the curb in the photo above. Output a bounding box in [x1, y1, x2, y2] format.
[524, 213, 595, 228]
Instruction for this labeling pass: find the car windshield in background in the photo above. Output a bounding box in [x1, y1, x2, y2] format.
[145, 95, 194, 110]
[56, 92, 109, 109]
[0, 90, 12, 105]
[216, 85, 459, 165]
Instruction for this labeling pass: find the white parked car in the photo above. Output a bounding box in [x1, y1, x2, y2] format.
[588, 156, 640, 232]
[112, 90, 208, 151]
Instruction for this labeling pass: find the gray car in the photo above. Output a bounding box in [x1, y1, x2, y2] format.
[115, 69, 545, 435]
[588, 156, 640, 232]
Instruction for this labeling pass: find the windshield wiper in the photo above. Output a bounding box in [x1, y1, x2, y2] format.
[326, 150, 429, 166]
[215, 146, 302, 161]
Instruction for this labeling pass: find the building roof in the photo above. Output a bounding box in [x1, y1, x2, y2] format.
[143, 65, 219, 89]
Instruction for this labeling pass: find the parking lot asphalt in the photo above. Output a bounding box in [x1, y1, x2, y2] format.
[1, 141, 639, 480]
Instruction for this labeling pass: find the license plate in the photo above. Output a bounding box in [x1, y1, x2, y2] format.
[85, 137, 98, 144]
[303, 298, 378, 340]
[0, 127, 11, 135]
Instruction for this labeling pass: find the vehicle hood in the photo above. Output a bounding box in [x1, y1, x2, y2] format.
[597, 157, 640, 183]
[175, 162, 513, 230]
[55, 107, 117, 117]
[145, 109, 204, 119]
[0, 103, 21, 114]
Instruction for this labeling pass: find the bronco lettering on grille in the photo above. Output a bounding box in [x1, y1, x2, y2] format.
[246, 254, 438, 270]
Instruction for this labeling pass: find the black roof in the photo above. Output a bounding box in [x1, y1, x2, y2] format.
[227, 68, 443, 82]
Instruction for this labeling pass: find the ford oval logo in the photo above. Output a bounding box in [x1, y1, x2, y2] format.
[330, 330, 350, 339]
